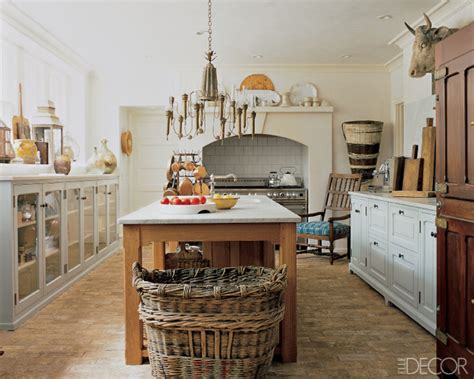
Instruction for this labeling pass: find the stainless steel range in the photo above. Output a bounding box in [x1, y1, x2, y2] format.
[213, 177, 308, 215]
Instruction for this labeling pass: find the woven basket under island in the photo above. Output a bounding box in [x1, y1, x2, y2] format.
[133, 262, 287, 378]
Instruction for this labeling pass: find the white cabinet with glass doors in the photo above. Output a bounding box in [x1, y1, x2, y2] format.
[0, 175, 119, 330]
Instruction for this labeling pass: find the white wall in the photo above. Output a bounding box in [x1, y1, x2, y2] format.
[0, 19, 89, 162]
[92, 66, 392, 213]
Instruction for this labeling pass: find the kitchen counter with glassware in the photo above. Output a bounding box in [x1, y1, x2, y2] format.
[0, 174, 119, 330]
[119, 195, 300, 365]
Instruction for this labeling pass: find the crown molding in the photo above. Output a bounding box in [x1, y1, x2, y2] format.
[175, 63, 390, 73]
[387, 0, 471, 50]
[384, 52, 403, 72]
[0, 2, 93, 74]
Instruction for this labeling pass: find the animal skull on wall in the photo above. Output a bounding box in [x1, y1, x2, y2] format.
[405, 13, 456, 78]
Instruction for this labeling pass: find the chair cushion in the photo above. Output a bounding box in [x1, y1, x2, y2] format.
[296, 221, 350, 237]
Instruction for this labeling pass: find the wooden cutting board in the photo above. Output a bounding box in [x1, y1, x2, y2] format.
[402, 145, 423, 191]
[421, 118, 436, 191]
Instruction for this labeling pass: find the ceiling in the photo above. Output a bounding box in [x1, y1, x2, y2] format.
[11, 0, 442, 69]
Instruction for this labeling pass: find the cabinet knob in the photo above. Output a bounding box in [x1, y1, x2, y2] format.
[374, 204, 378, 209]
[355, 209, 360, 214]
[471, 299, 474, 305]
[398, 210, 404, 215]
[81, 196, 87, 200]
[373, 241, 379, 246]
[431, 231, 437, 238]
[398, 253, 404, 259]
[107, 192, 112, 195]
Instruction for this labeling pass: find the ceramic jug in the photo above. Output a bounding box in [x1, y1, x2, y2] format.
[96, 139, 117, 174]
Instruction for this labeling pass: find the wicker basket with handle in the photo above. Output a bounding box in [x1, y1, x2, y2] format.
[132, 262, 287, 378]
[164, 244, 210, 269]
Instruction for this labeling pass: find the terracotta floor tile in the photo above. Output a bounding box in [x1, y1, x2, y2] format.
[0, 249, 435, 378]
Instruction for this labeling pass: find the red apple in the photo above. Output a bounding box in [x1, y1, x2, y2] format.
[182, 198, 191, 205]
[171, 197, 182, 205]
[190, 197, 201, 205]
[200, 196, 207, 204]
[160, 197, 170, 205]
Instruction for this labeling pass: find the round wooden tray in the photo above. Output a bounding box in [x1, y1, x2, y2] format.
[240, 74, 275, 91]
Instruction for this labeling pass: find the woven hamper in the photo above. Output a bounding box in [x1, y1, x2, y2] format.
[132, 262, 287, 378]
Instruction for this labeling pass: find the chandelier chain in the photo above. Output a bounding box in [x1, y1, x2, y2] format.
[208, 0, 212, 53]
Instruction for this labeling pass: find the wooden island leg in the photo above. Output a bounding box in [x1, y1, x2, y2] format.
[279, 223, 297, 363]
[153, 241, 166, 270]
[123, 225, 143, 365]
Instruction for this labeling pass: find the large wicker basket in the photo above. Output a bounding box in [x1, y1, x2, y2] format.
[132, 262, 287, 378]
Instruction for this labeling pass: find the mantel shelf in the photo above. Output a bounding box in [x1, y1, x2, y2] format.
[204, 106, 334, 114]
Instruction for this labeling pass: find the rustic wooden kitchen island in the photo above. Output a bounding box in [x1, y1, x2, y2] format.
[119, 195, 300, 365]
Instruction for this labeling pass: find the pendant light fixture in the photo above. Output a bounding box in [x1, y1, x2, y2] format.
[165, 0, 256, 141]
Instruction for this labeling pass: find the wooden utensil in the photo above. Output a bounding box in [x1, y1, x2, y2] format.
[193, 180, 210, 195]
[12, 84, 30, 140]
[402, 144, 423, 191]
[421, 118, 436, 191]
[178, 177, 193, 196]
[120, 130, 133, 156]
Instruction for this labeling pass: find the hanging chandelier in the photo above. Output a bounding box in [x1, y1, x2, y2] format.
[165, 0, 256, 141]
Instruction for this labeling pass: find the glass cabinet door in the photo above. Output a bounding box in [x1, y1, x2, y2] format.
[108, 184, 118, 244]
[97, 185, 107, 251]
[16, 192, 40, 303]
[83, 186, 95, 260]
[67, 188, 81, 271]
[44, 189, 62, 285]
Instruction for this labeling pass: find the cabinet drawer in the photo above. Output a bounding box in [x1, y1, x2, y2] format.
[368, 237, 388, 286]
[389, 205, 419, 252]
[368, 200, 388, 239]
[390, 244, 419, 308]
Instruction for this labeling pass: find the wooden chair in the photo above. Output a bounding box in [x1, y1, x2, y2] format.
[296, 173, 362, 264]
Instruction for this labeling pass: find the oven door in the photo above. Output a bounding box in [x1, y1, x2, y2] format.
[277, 201, 307, 220]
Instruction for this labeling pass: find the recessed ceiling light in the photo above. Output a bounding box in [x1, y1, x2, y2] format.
[196, 30, 208, 35]
[341, 54, 352, 59]
[378, 14, 392, 21]
[251, 54, 263, 59]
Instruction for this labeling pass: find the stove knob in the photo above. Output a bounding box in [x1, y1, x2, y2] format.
[280, 192, 285, 198]
[267, 192, 272, 197]
[286, 193, 291, 198]
[292, 193, 297, 198]
[273, 192, 279, 198]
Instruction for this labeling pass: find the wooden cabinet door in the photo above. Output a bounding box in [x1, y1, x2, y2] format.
[435, 23, 474, 201]
[437, 216, 474, 376]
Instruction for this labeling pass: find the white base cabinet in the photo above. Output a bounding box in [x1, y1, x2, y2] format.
[0, 175, 120, 330]
[349, 192, 437, 335]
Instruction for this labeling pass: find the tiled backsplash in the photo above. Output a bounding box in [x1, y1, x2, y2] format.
[203, 135, 307, 177]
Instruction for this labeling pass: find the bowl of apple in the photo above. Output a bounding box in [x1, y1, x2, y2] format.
[158, 196, 216, 214]
[209, 194, 240, 210]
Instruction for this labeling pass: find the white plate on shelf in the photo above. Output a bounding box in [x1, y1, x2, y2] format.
[289, 83, 318, 106]
[236, 89, 281, 106]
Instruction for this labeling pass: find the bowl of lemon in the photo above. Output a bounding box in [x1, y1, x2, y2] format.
[210, 194, 240, 210]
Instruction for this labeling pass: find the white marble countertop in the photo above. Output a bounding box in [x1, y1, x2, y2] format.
[349, 191, 436, 211]
[119, 195, 301, 225]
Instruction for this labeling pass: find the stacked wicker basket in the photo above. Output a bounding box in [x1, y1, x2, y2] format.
[133, 262, 287, 378]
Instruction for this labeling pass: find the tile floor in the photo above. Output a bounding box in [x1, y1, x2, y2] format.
[0, 249, 435, 378]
